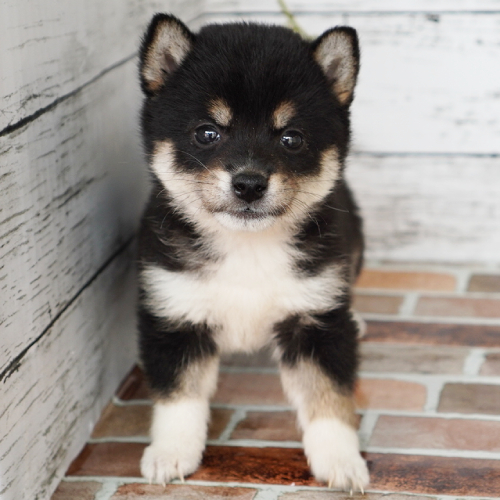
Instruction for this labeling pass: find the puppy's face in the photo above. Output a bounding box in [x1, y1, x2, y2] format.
[140, 17, 359, 232]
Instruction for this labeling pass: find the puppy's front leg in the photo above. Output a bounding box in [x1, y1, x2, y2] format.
[139, 309, 219, 484]
[277, 308, 369, 491]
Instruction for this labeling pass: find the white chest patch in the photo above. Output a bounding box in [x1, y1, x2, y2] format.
[141, 230, 344, 353]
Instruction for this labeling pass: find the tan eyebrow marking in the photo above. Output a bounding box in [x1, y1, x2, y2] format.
[272, 101, 296, 130]
[208, 98, 233, 127]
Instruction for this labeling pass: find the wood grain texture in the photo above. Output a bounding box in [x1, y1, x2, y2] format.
[346, 154, 500, 263]
[0, 245, 138, 500]
[0, 0, 201, 132]
[0, 60, 148, 378]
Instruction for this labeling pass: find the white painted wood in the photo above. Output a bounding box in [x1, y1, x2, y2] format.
[0, 245, 138, 500]
[203, 0, 500, 13]
[345, 154, 500, 264]
[0, 0, 201, 131]
[0, 60, 147, 377]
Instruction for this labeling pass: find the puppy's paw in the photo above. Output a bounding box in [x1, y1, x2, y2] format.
[140, 444, 202, 485]
[304, 418, 369, 492]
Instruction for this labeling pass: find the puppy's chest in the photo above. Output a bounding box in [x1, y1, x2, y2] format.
[143, 235, 342, 352]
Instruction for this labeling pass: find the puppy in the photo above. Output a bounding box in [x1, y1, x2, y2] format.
[137, 14, 368, 491]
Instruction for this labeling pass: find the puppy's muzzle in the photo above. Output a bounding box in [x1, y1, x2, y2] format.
[232, 173, 268, 203]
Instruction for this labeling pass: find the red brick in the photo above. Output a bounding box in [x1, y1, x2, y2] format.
[468, 274, 500, 293]
[116, 366, 150, 400]
[415, 296, 500, 319]
[213, 373, 286, 405]
[231, 411, 301, 441]
[370, 415, 500, 451]
[111, 484, 257, 499]
[51, 481, 102, 500]
[92, 403, 150, 438]
[90, 404, 231, 440]
[355, 379, 426, 411]
[353, 293, 404, 315]
[279, 493, 432, 500]
[367, 452, 500, 496]
[363, 321, 500, 347]
[480, 352, 500, 376]
[438, 383, 500, 414]
[360, 343, 466, 374]
[208, 408, 234, 439]
[356, 270, 456, 291]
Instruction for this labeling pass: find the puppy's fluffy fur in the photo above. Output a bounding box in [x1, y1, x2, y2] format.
[137, 14, 368, 491]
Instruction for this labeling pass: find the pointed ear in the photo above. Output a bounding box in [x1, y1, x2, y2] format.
[312, 27, 360, 106]
[139, 14, 195, 96]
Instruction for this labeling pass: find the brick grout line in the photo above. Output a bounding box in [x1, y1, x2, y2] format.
[112, 396, 152, 407]
[397, 291, 420, 316]
[359, 408, 500, 422]
[364, 446, 500, 460]
[217, 408, 248, 442]
[358, 372, 500, 384]
[89, 436, 150, 444]
[423, 379, 445, 412]
[94, 480, 121, 500]
[252, 489, 280, 500]
[454, 268, 473, 293]
[462, 348, 487, 375]
[358, 412, 379, 449]
[359, 312, 500, 325]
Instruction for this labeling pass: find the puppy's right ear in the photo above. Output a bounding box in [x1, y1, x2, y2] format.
[139, 14, 195, 96]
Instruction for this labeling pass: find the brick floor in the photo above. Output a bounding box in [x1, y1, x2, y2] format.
[467, 273, 500, 293]
[51, 265, 500, 500]
[111, 484, 258, 499]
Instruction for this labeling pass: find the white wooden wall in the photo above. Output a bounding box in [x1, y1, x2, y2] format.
[196, 0, 500, 265]
[0, 1, 201, 499]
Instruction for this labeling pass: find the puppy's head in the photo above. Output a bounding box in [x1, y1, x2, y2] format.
[139, 15, 359, 232]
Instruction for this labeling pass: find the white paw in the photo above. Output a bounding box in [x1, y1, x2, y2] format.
[141, 398, 209, 484]
[140, 444, 202, 484]
[303, 418, 369, 492]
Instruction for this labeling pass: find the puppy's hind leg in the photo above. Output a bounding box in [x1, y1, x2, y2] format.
[276, 308, 369, 491]
[138, 308, 219, 485]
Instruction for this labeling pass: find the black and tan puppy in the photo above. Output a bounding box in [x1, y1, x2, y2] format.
[137, 14, 368, 491]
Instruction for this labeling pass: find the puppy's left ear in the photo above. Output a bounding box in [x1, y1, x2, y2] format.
[312, 27, 360, 106]
[139, 13, 195, 96]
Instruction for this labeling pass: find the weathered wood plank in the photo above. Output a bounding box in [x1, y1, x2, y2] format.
[0, 60, 147, 376]
[0, 0, 201, 131]
[193, 12, 500, 154]
[346, 154, 500, 264]
[203, 0, 500, 13]
[0, 244, 137, 500]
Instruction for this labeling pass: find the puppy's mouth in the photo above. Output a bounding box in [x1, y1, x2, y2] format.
[227, 208, 271, 220]
[220, 205, 287, 219]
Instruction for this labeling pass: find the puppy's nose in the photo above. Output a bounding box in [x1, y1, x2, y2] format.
[232, 173, 268, 203]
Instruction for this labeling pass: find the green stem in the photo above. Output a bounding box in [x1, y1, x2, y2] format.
[277, 0, 310, 39]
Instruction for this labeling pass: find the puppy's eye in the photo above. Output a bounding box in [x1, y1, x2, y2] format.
[280, 130, 304, 150]
[194, 125, 221, 146]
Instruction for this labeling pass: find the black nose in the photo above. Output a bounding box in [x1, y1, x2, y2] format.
[232, 173, 268, 203]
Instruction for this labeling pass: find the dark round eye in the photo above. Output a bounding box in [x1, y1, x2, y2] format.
[280, 130, 304, 150]
[194, 125, 221, 146]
